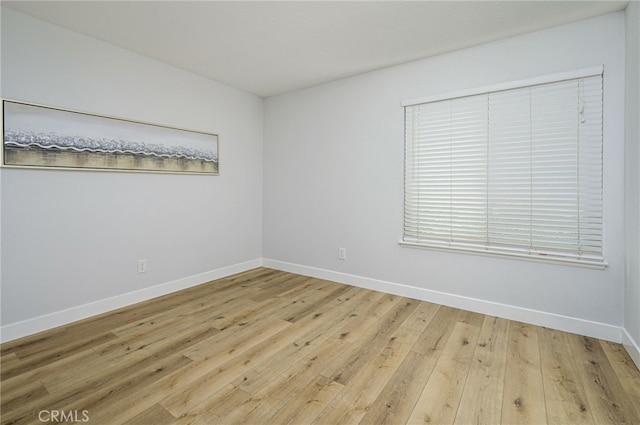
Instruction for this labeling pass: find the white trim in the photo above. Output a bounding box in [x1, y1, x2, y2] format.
[401, 65, 604, 106]
[622, 328, 640, 370]
[2, 257, 626, 348]
[0, 259, 262, 343]
[262, 258, 622, 343]
[399, 241, 608, 270]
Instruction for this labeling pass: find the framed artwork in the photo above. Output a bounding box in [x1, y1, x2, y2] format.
[2, 99, 219, 175]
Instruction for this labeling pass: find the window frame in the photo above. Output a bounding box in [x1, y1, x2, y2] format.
[399, 66, 607, 269]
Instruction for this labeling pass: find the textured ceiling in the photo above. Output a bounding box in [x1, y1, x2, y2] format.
[2, 1, 628, 97]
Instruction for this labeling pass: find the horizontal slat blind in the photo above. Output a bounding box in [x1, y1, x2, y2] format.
[403, 72, 604, 266]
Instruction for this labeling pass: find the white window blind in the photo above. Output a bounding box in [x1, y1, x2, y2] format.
[402, 68, 605, 267]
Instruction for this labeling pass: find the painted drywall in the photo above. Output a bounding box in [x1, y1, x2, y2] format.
[0, 6, 3, 325]
[625, 1, 640, 364]
[0, 9, 263, 327]
[264, 13, 626, 331]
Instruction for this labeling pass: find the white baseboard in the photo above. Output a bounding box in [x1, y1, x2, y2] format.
[262, 259, 623, 343]
[3, 258, 628, 349]
[622, 328, 640, 370]
[0, 259, 262, 343]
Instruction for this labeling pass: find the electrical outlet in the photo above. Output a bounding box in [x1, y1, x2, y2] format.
[338, 247, 346, 260]
[137, 259, 148, 274]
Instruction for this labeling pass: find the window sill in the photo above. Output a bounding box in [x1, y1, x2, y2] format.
[398, 241, 608, 270]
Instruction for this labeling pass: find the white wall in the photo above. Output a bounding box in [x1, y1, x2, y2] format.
[0, 9, 263, 335]
[0, 6, 3, 331]
[624, 1, 640, 366]
[264, 12, 626, 339]
[1, 7, 633, 348]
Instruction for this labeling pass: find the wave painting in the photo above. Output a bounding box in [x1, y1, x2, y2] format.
[3, 101, 219, 174]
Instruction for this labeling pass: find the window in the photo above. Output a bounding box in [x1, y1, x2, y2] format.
[401, 67, 605, 268]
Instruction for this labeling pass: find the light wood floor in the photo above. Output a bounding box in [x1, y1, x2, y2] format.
[2, 268, 640, 425]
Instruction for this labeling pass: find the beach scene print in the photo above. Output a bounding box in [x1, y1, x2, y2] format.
[3, 101, 219, 174]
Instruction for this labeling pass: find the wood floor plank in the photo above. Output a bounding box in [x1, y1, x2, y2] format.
[401, 300, 440, 333]
[0, 331, 118, 381]
[122, 404, 176, 425]
[169, 285, 365, 415]
[358, 350, 432, 425]
[281, 284, 354, 323]
[209, 391, 278, 425]
[66, 353, 193, 425]
[60, 322, 221, 424]
[407, 320, 482, 425]
[269, 284, 365, 326]
[282, 276, 345, 294]
[568, 334, 640, 425]
[538, 327, 595, 425]
[170, 384, 252, 425]
[268, 375, 344, 425]
[312, 324, 420, 425]
[108, 290, 248, 338]
[2, 267, 639, 425]
[2, 322, 119, 361]
[0, 352, 19, 370]
[1, 351, 193, 425]
[323, 298, 419, 386]
[601, 340, 640, 405]
[328, 292, 398, 344]
[95, 314, 221, 359]
[454, 315, 509, 425]
[1, 324, 214, 425]
[233, 323, 347, 399]
[501, 321, 548, 425]
[234, 290, 396, 399]
[250, 274, 312, 302]
[182, 316, 292, 362]
[158, 307, 342, 417]
[63, 329, 195, 392]
[262, 336, 351, 407]
[0, 379, 49, 414]
[180, 337, 348, 425]
[1, 348, 101, 397]
[207, 296, 277, 330]
[359, 305, 456, 425]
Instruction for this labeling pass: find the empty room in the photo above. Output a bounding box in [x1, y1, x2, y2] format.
[1, 1, 639, 424]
